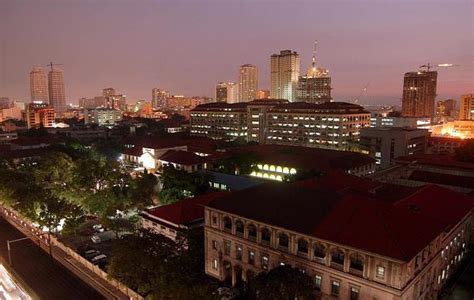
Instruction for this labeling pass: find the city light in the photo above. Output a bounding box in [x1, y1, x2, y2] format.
[0, 264, 31, 300]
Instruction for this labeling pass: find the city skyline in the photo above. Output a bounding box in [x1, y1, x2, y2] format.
[0, 0, 473, 105]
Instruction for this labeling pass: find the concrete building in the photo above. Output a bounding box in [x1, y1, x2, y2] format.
[370, 116, 431, 129]
[30, 67, 49, 102]
[152, 88, 170, 109]
[0, 105, 22, 122]
[271, 50, 300, 101]
[78, 96, 105, 109]
[436, 99, 456, 119]
[401, 71, 437, 118]
[204, 172, 473, 299]
[84, 108, 122, 126]
[359, 127, 429, 169]
[216, 82, 238, 103]
[103, 88, 126, 110]
[26, 102, 55, 128]
[256, 90, 270, 99]
[0, 97, 11, 109]
[48, 66, 66, 113]
[238, 64, 258, 102]
[158, 150, 210, 173]
[296, 43, 332, 104]
[459, 94, 474, 120]
[191, 101, 370, 150]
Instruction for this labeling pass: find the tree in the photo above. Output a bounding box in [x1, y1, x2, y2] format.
[216, 152, 261, 175]
[33, 152, 75, 198]
[250, 265, 315, 300]
[129, 172, 158, 210]
[283, 169, 323, 182]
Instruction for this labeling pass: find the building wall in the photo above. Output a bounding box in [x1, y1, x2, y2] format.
[48, 67, 66, 113]
[295, 76, 332, 104]
[239, 65, 258, 102]
[270, 50, 300, 101]
[401, 71, 437, 118]
[30, 67, 49, 102]
[459, 94, 474, 120]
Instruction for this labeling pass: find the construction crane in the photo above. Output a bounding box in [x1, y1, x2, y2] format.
[418, 63, 458, 71]
[352, 83, 370, 104]
[46, 61, 63, 71]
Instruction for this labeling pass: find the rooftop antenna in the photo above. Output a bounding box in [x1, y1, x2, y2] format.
[46, 61, 63, 71]
[312, 40, 318, 71]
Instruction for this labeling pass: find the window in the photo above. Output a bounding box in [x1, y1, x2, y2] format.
[212, 216, 217, 225]
[248, 224, 257, 241]
[278, 233, 289, 249]
[212, 259, 218, 270]
[236, 245, 243, 260]
[235, 220, 244, 236]
[261, 228, 271, 245]
[261, 255, 269, 270]
[297, 239, 308, 256]
[212, 240, 218, 250]
[331, 249, 345, 265]
[314, 275, 322, 291]
[313, 243, 326, 260]
[224, 240, 231, 256]
[331, 280, 340, 296]
[350, 287, 360, 300]
[223, 216, 232, 231]
[248, 250, 255, 265]
[376, 266, 385, 279]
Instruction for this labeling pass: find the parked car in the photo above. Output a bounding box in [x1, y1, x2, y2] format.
[93, 224, 104, 232]
[91, 235, 101, 244]
[90, 254, 107, 264]
[83, 250, 101, 259]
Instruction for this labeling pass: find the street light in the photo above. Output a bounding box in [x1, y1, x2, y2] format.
[6, 233, 49, 266]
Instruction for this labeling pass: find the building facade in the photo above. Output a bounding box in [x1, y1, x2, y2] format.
[48, 66, 66, 113]
[401, 71, 437, 118]
[26, 102, 55, 128]
[436, 99, 456, 119]
[459, 94, 474, 120]
[204, 177, 473, 300]
[216, 82, 239, 103]
[152, 88, 170, 109]
[256, 90, 270, 99]
[359, 127, 429, 169]
[30, 67, 49, 102]
[270, 50, 300, 101]
[239, 64, 258, 102]
[84, 108, 122, 126]
[370, 116, 431, 129]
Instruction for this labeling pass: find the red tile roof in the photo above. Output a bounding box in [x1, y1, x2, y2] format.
[159, 150, 210, 166]
[396, 154, 474, 170]
[145, 192, 227, 226]
[408, 170, 474, 189]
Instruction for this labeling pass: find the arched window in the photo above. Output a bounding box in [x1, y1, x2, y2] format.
[297, 238, 309, 256]
[350, 254, 364, 272]
[276, 166, 282, 173]
[261, 228, 271, 245]
[314, 243, 326, 260]
[235, 220, 244, 236]
[248, 224, 257, 241]
[283, 167, 290, 174]
[223, 216, 232, 232]
[331, 249, 345, 265]
[278, 233, 289, 249]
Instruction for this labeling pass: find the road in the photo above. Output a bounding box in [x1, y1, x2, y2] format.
[0, 217, 104, 300]
[439, 253, 474, 300]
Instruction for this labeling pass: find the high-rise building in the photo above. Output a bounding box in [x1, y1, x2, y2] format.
[103, 88, 126, 110]
[401, 71, 437, 118]
[459, 94, 474, 120]
[26, 101, 55, 128]
[239, 64, 258, 102]
[296, 42, 332, 104]
[256, 90, 270, 99]
[30, 67, 49, 102]
[270, 50, 300, 101]
[0, 97, 11, 109]
[436, 99, 456, 118]
[152, 88, 170, 109]
[48, 66, 66, 113]
[216, 82, 238, 103]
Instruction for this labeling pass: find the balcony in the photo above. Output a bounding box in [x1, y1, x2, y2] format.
[235, 231, 244, 238]
[261, 239, 271, 247]
[297, 250, 308, 258]
[330, 261, 344, 271]
[278, 245, 289, 253]
[314, 256, 326, 265]
[349, 267, 363, 277]
[248, 235, 257, 242]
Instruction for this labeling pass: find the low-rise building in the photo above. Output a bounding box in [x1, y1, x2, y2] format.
[159, 150, 211, 173]
[84, 108, 122, 126]
[0, 131, 18, 144]
[26, 102, 55, 128]
[370, 116, 431, 129]
[359, 127, 429, 169]
[204, 173, 474, 299]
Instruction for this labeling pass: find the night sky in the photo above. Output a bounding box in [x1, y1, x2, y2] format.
[1, 0, 473, 105]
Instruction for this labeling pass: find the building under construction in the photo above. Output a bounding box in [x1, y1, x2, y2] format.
[401, 70, 437, 118]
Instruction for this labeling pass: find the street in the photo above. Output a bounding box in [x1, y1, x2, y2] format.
[0, 217, 104, 300]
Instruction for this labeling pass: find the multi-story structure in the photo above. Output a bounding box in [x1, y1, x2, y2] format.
[459, 94, 474, 120]
[26, 102, 55, 128]
[216, 82, 239, 103]
[78, 96, 105, 109]
[401, 71, 437, 118]
[359, 127, 429, 169]
[436, 99, 456, 119]
[256, 90, 270, 99]
[48, 66, 66, 113]
[152, 88, 170, 109]
[296, 44, 332, 104]
[271, 50, 300, 101]
[191, 101, 371, 150]
[84, 108, 122, 126]
[265, 102, 370, 150]
[102, 88, 126, 110]
[204, 172, 474, 299]
[239, 64, 258, 102]
[0, 97, 11, 109]
[30, 67, 49, 102]
[370, 116, 431, 129]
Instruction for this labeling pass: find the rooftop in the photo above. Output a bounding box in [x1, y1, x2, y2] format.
[159, 150, 210, 166]
[396, 154, 474, 171]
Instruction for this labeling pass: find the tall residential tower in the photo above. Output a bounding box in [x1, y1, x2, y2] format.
[270, 50, 300, 101]
[48, 66, 66, 113]
[30, 66, 49, 102]
[401, 70, 437, 118]
[238, 64, 258, 102]
[216, 82, 238, 103]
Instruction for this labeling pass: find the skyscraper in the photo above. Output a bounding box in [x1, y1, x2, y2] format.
[459, 94, 474, 120]
[296, 42, 332, 104]
[30, 66, 49, 102]
[216, 82, 238, 103]
[238, 64, 258, 102]
[436, 99, 456, 118]
[401, 71, 437, 118]
[270, 50, 300, 101]
[103, 87, 126, 110]
[152, 88, 170, 109]
[48, 66, 66, 113]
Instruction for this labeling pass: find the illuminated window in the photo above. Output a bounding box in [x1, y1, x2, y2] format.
[212, 259, 218, 270]
[331, 281, 340, 296]
[314, 275, 322, 290]
[376, 266, 385, 279]
[283, 167, 290, 174]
